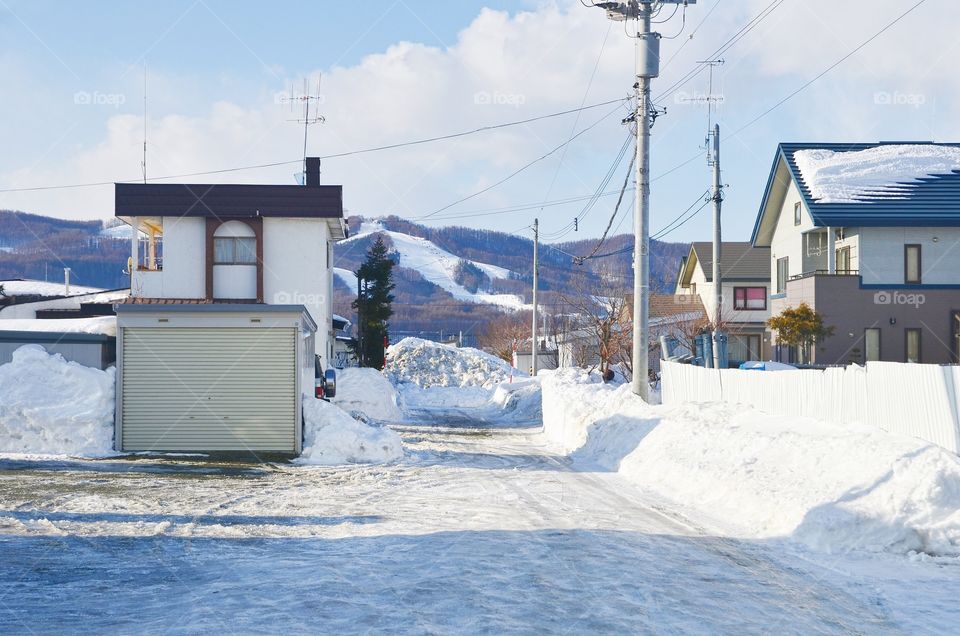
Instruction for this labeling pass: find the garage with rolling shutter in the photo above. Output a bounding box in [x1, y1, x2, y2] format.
[115, 303, 316, 454]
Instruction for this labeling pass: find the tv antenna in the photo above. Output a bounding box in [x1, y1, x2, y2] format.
[679, 59, 724, 164]
[282, 76, 325, 182]
[141, 63, 148, 183]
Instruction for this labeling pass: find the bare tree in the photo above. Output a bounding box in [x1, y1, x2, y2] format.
[560, 268, 632, 376]
[476, 310, 531, 363]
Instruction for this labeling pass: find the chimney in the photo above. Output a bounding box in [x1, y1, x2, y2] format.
[305, 157, 321, 186]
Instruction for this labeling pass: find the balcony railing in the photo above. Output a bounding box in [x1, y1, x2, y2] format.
[788, 269, 859, 281]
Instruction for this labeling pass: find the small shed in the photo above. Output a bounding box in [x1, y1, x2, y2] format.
[0, 330, 115, 369]
[115, 303, 316, 454]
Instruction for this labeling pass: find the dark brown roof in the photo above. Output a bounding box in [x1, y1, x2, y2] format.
[689, 242, 770, 282]
[115, 183, 343, 219]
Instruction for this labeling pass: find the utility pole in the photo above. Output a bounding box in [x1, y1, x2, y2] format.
[589, 0, 695, 400]
[356, 275, 364, 367]
[710, 124, 723, 368]
[531, 218, 539, 376]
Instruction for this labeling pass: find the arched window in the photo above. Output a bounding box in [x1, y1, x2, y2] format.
[213, 220, 256, 265]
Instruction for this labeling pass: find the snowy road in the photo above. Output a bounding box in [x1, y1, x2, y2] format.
[0, 417, 920, 634]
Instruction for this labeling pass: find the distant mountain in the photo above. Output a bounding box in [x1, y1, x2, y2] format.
[0, 211, 129, 289]
[333, 216, 689, 343]
[0, 209, 690, 343]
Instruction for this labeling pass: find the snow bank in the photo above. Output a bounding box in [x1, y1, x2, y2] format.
[298, 397, 403, 465]
[0, 345, 115, 456]
[0, 279, 103, 297]
[334, 368, 403, 421]
[542, 371, 960, 556]
[793, 145, 960, 203]
[385, 337, 519, 389]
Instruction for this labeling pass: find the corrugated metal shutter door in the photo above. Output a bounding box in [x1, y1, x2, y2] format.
[121, 327, 297, 452]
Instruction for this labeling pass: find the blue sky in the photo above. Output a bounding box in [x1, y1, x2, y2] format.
[1, 0, 956, 245]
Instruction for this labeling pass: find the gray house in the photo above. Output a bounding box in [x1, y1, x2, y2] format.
[752, 142, 960, 364]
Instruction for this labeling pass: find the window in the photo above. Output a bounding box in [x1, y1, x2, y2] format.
[690, 282, 697, 296]
[776, 257, 789, 293]
[905, 328, 922, 363]
[214, 237, 257, 265]
[865, 328, 881, 362]
[793, 201, 802, 226]
[734, 287, 767, 310]
[836, 246, 851, 273]
[729, 334, 762, 362]
[905, 244, 921, 284]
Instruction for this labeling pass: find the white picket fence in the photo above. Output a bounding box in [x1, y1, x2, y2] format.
[661, 360, 960, 454]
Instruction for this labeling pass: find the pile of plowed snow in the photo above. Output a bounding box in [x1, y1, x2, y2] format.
[0, 345, 115, 456]
[298, 397, 403, 465]
[385, 337, 518, 389]
[542, 369, 960, 557]
[334, 368, 403, 421]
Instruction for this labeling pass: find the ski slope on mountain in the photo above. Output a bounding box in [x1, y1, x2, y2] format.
[339, 221, 527, 309]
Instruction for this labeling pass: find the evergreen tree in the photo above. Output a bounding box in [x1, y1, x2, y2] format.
[352, 236, 396, 369]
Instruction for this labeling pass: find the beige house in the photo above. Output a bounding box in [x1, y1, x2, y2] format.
[674, 242, 772, 362]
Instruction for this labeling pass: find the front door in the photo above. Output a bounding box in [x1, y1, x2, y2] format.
[952, 311, 960, 363]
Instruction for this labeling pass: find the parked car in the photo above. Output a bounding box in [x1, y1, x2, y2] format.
[314, 354, 337, 400]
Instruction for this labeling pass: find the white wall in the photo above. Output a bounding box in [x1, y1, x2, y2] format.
[769, 180, 816, 292]
[859, 227, 960, 285]
[131, 216, 206, 299]
[263, 217, 332, 361]
[212, 265, 257, 299]
[662, 361, 960, 454]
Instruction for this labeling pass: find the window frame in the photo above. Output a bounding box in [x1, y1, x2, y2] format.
[776, 257, 789, 294]
[904, 244, 922, 284]
[905, 328, 922, 363]
[793, 201, 802, 226]
[733, 286, 767, 311]
[213, 236, 257, 265]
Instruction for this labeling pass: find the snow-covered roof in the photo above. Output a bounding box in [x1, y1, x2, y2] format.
[752, 142, 960, 245]
[0, 316, 116, 337]
[0, 279, 105, 298]
[793, 145, 960, 203]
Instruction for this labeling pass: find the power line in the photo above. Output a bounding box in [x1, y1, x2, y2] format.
[0, 97, 629, 195]
[415, 100, 627, 221]
[730, 0, 928, 136]
[574, 142, 636, 262]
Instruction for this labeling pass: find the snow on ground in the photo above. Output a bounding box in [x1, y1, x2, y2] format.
[385, 337, 519, 389]
[340, 221, 526, 309]
[298, 396, 403, 465]
[333, 368, 404, 422]
[542, 369, 960, 557]
[0, 279, 103, 297]
[0, 345, 115, 457]
[793, 144, 960, 203]
[0, 315, 116, 336]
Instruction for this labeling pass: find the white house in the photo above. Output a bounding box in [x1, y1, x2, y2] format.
[118, 157, 347, 362]
[112, 157, 347, 453]
[751, 142, 960, 364]
[674, 242, 772, 362]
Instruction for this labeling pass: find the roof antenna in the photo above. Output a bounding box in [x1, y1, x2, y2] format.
[141, 63, 147, 183]
[282, 76, 325, 183]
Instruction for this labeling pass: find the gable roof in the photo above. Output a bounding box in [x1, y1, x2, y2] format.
[650, 294, 706, 321]
[678, 242, 771, 286]
[752, 142, 960, 245]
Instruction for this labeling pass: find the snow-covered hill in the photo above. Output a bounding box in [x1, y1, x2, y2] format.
[339, 220, 527, 310]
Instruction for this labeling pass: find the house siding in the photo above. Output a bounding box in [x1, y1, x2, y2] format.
[859, 227, 960, 285]
[769, 180, 815, 289]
